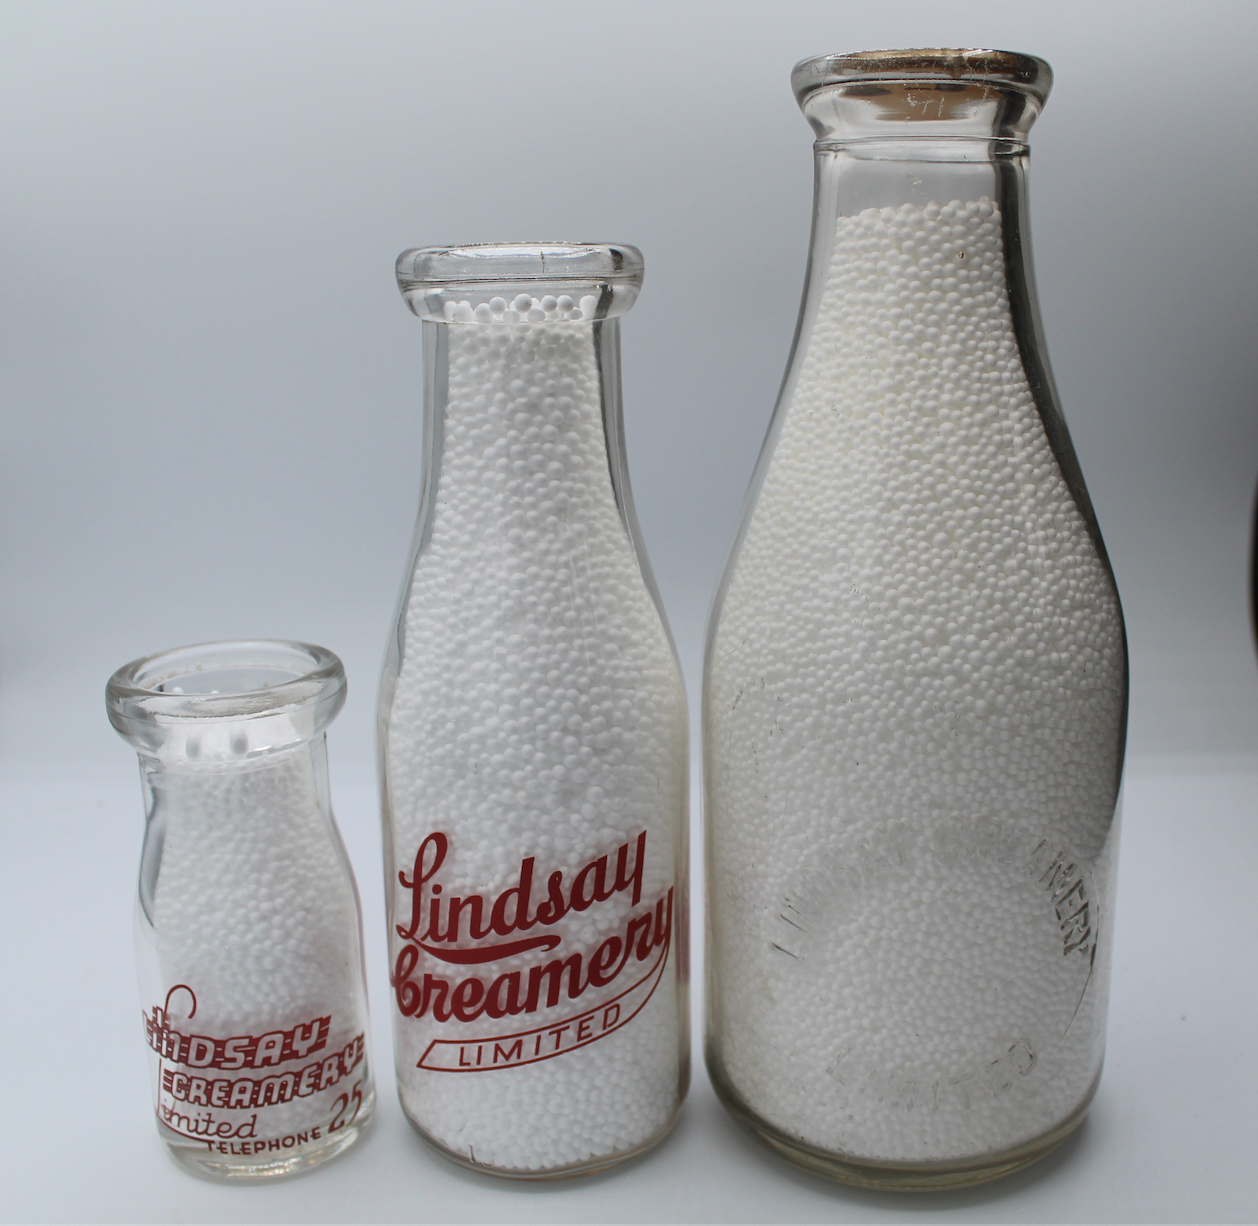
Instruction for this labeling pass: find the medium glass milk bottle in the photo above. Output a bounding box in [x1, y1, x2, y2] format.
[107, 640, 375, 1180]
[704, 50, 1127, 1189]
[379, 243, 689, 1178]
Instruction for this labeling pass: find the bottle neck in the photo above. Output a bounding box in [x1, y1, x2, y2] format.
[789, 135, 1106, 561]
[137, 731, 323, 771]
[389, 311, 672, 679]
[806, 138, 1028, 299]
[418, 316, 632, 528]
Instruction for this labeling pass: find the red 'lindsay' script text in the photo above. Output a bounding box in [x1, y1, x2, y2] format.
[391, 831, 673, 1041]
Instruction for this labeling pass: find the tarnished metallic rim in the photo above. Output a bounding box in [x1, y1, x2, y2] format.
[792, 48, 1052, 106]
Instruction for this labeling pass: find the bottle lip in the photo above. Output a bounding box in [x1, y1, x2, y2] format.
[793, 48, 1052, 108]
[396, 243, 644, 323]
[397, 243, 643, 288]
[106, 639, 346, 728]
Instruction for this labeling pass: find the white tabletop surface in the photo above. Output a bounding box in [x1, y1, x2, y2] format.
[3, 755, 1255, 1224]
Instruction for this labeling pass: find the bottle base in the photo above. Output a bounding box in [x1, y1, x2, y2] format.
[401, 1099, 681, 1181]
[710, 1064, 1095, 1191]
[158, 1095, 375, 1182]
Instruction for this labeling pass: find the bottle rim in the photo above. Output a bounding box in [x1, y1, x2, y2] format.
[106, 638, 345, 727]
[396, 243, 645, 323]
[397, 243, 644, 288]
[792, 48, 1052, 108]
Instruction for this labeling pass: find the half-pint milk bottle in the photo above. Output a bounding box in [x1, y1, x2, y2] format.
[107, 639, 375, 1180]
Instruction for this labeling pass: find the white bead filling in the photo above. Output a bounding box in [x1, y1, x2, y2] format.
[147, 750, 370, 1146]
[442, 293, 599, 324]
[384, 317, 687, 1173]
[706, 198, 1124, 1165]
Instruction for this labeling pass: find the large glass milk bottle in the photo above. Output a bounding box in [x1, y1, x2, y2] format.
[704, 50, 1128, 1190]
[379, 243, 689, 1179]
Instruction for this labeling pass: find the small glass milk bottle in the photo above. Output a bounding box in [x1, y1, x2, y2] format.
[107, 640, 374, 1179]
[379, 243, 689, 1178]
[704, 50, 1128, 1189]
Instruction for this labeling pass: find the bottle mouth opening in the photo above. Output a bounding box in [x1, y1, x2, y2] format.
[107, 639, 345, 726]
[793, 48, 1052, 106]
[397, 243, 644, 323]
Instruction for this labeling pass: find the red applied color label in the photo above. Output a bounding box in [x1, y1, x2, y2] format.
[390, 829, 675, 1071]
[143, 1009, 331, 1071]
[417, 927, 670, 1071]
[160, 1034, 366, 1107]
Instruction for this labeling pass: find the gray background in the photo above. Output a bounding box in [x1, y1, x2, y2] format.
[2, 1, 1256, 1222]
[4, 0, 1257, 772]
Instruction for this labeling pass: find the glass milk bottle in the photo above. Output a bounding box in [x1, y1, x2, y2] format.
[704, 50, 1128, 1189]
[106, 640, 375, 1180]
[379, 243, 689, 1178]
